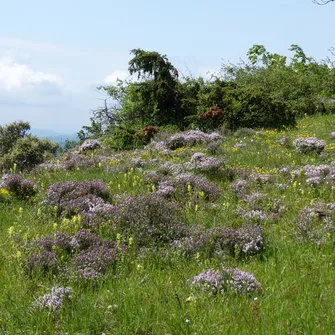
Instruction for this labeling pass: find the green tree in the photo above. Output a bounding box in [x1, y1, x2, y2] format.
[0, 121, 30, 154]
[0, 121, 59, 171]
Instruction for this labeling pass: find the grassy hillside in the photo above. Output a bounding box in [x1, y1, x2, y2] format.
[1, 114, 335, 334]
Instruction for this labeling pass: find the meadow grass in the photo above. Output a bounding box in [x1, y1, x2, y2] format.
[1, 114, 335, 334]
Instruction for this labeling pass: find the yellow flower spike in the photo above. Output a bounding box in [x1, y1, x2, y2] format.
[151, 185, 156, 192]
[116, 233, 121, 245]
[98, 162, 102, 168]
[195, 204, 199, 212]
[16, 251, 22, 259]
[129, 237, 134, 246]
[187, 184, 192, 192]
[186, 296, 195, 303]
[18, 207, 23, 215]
[7, 226, 15, 236]
[118, 183, 121, 190]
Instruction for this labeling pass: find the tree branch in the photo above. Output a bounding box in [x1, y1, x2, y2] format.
[313, 0, 334, 5]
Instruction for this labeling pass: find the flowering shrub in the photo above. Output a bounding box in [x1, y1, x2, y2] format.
[78, 139, 102, 152]
[293, 137, 326, 154]
[44, 180, 112, 212]
[302, 164, 335, 187]
[33, 286, 72, 313]
[1, 174, 37, 198]
[211, 225, 264, 257]
[174, 173, 222, 202]
[187, 152, 225, 174]
[25, 229, 118, 280]
[231, 179, 250, 198]
[192, 267, 262, 295]
[225, 268, 262, 294]
[113, 194, 188, 246]
[35, 153, 99, 172]
[298, 202, 335, 245]
[192, 269, 224, 294]
[73, 244, 118, 279]
[172, 224, 264, 258]
[166, 130, 223, 150]
[25, 250, 58, 274]
[171, 226, 211, 256]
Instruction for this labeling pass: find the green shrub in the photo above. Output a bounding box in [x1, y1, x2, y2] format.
[0, 135, 59, 171]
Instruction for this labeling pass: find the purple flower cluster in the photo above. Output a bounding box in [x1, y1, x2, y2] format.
[74, 244, 117, 279]
[156, 162, 184, 177]
[192, 269, 224, 294]
[211, 225, 264, 257]
[187, 152, 224, 174]
[173, 224, 264, 258]
[171, 226, 211, 256]
[35, 153, 100, 172]
[26, 229, 118, 279]
[226, 268, 262, 294]
[114, 194, 188, 246]
[293, 137, 326, 154]
[1, 174, 37, 197]
[174, 173, 222, 202]
[25, 250, 58, 274]
[44, 180, 112, 221]
[298, 202, 335, 245]
[243, 192, 265, 209]
[192, 267, 261, 295]
[129, 157, 145, 168]
[33, 286, 72, 312]
[302, 164, 335, 187]
[78, 139, 102, 152]
[166, 130, 223, 150]
[231, 179, 250, 197]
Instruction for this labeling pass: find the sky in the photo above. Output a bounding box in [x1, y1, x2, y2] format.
[0, 0, 334, 133]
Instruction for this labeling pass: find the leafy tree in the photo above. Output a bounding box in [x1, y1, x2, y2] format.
[0, 121, 30, 154]
[0, 121, 59, 171]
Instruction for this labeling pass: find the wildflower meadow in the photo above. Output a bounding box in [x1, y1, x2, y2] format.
[2, 114, 335, 334]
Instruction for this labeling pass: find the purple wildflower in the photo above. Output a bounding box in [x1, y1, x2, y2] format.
[225, 268, 262, 294]
[293, 137, 326, 154]
[78, 139, 101, 152]
[33, 286, 72, 312]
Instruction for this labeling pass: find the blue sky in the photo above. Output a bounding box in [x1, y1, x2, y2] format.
[0, 0, 334, 133]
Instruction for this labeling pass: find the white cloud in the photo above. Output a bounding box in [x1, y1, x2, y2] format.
[104, 70, 129, 85]
[0, 57, 63, 92]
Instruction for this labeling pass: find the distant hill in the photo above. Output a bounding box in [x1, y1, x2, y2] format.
[30, 128, 79, 146]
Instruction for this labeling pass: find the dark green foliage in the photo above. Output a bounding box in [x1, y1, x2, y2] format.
[0, 120, 30, 154]
[82, 45, 334, 149]
[0, 121, 59, 171]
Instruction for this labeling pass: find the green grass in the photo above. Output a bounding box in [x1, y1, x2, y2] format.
[1, 114, 335, 334]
